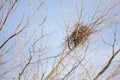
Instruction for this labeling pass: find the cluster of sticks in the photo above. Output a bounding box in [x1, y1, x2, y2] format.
[67, 23, 94, 50]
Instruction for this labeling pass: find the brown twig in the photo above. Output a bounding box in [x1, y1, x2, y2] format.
[0, 0, 18, 31]
[94, 49, 120, 80]
[94, 31, 120, 80]
[45, 47, 75, 80]
[18, 55, 32, 80]
[0, 0, 46, 49]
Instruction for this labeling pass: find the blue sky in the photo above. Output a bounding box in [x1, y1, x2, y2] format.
[0, 0, 120, 79]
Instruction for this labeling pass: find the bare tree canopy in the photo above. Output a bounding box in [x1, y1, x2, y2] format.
[0, 0, 120, 80]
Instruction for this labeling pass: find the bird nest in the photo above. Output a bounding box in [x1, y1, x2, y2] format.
[66, 23, 94, 50]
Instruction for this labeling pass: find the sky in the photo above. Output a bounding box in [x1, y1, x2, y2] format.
[0, 0, 120, 79]
[1, 0, 119, 50]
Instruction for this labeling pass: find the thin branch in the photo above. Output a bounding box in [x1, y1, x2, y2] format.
[0, 0, 46, 49]
[94, 48, 120, 80]
[106, 65, 120, 80]
[41, 73, 45, 80]
[62, 45, 90, 80]
[18, 55, 32, 80]
[0, 0, 18, 31]
[62, 61, 81, 80]
[45, 47, 75, 80]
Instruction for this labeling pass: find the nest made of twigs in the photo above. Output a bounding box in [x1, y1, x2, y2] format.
[66, 23, 94, 50]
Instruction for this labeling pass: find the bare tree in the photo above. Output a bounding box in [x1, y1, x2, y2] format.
[45, 0, 120, 80]
[0, 0, 120, 80]
[94, 27, 120, 80]
[0, 0, 48, 80]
